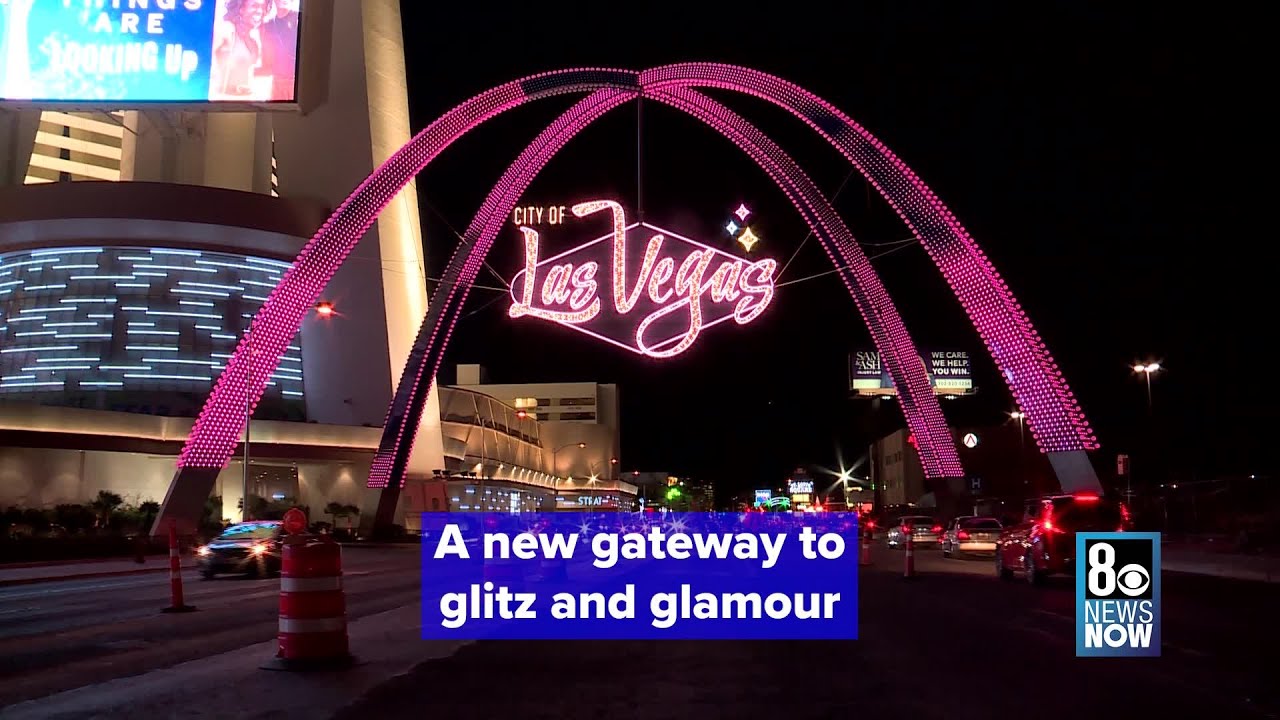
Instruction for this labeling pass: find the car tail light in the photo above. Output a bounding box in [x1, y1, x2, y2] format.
[958, 530, 970, 541]
[866, 520, 876, 529]
[931, 525, 943, 534]
[900, 525, 911, 535]
[1074, 493, 1100, 502]
[1040, 519, 1065, 534]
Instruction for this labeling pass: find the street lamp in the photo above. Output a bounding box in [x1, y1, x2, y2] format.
[1133, 362, 1161, 414]
[550, 442, 586, 478]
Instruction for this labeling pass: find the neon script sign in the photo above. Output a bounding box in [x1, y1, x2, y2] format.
[508, 201, 778, 357]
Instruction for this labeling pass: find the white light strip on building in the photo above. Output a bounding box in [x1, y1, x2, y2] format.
[1, 345, 77, 354]
[151, 249, 202, 257]
[211, 333, 237, 340]
[279, 356, 302, 364]
[180, 301, 215, 308]
[31, 247, 103, 256]
[0, 280, 26, 288]
[118, 256, 154, 262]
[244, 257, 292, 269]
[142, 358, 218, 367]
[242, 295, 268, 302]
[80, 382, 125, 387]
[194, 324, 222, 331]
[132, 264, 216, 274]
[22, 365, 92, 371]
[9, 316, 46, 324]
[15, 331, 56, 337]
[133, 271, 167, 278]
[171, 289, 230, 298]
[0, 381, 64, 389]
[122, 373, 211, 381]
[127, 330, 180, 336]
[21, 307, 75, 313]
[146, 310, 221, 319]
[99, 365, 152, 371]
[193, 259, 276, 273]
[70, 275, 134, 281]
[24, 284, 67, 291]
[0, 258, 59, 270]
[86, 314, 114, 319]
[178, 281, 243, 291]
[59, 298, 116, 304]
[52, 264, 100, 270]
[2, 375, 35, 381]
[128, 321, 156, 327]
[124, 345, 178, 352]
[45, 322, 98, 328]
[36, 357, 99, 363]
[56, 334, 113, 339]
[240, 279, 277, 288]
[283, 390, 303, 397]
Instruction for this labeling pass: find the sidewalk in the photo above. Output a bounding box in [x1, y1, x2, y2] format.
[1161, 544, 1279, 583]
[0, 604, 466, 720]
[0, 556, 196, 587]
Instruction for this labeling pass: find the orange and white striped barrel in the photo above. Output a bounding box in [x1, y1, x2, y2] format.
[273, 534, 352, 668]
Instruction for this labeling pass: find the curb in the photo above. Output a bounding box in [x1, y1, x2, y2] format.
[0, 564, 196, 588]
[0, 555, 171, 570]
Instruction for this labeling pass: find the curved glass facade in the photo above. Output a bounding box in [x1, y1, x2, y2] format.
[0, 246, 304, 420]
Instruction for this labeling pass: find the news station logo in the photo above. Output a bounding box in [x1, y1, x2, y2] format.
[1075, 532, 1161, 657]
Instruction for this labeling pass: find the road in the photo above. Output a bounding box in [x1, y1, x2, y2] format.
[339, 543, 1280, 720]
[3, 542, 1276, 719]
[0, 545, 421, 708]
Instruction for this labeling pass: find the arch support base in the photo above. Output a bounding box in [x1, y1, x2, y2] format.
[1047, 451, 1103, 494]
[151, 466, 221, 538]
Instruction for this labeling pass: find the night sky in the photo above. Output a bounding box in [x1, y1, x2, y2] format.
[397, 3, 1269, 496]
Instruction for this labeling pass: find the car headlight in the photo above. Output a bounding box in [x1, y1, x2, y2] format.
[197, 546, 210, 556]
[252, 543, 268, 556]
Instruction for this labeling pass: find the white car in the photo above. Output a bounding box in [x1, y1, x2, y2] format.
[941, 516, 1002, 557]
[885, 515, 942, 547]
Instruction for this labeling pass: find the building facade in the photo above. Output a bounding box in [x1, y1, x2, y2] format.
[452, 364, 622, 484]
[0, 1, 449, 526]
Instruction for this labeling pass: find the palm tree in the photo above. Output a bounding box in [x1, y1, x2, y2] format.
[341, 504, 360, 531]
[90, 490, 123, 528]
[324, 501, 345, 528]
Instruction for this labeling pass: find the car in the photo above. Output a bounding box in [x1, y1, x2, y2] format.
[941, 516, 1002, 558]
[995, 493, 1129, 584]
[197, 520, 284, 579]
[885, 515, 942, 547]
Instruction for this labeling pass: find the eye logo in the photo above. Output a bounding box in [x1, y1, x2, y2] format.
[1116, 564, 1151, 596]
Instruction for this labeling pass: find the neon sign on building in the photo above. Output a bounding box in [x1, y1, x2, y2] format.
[508, 201, 778, 358]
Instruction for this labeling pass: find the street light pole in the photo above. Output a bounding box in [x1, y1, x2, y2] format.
[550, 442, 587, 479]
[243, 329, 252, 521]
[1131, 362, 1162, 507]
[1010, 411, 1026, 493]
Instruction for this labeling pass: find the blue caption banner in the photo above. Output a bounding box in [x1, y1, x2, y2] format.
[420, 512, 860, 640]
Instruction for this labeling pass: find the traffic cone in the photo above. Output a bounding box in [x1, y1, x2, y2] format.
[903, 535, 915, 579]
[859, 529, 873, 566]
[161, 519, 196, 613]
[263, 534, 355, 670]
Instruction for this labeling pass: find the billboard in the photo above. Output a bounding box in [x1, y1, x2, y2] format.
[1, 0, 302, 106]
[849, 349, 975, 396]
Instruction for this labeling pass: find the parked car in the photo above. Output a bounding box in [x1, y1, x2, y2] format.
[886, 515, 942, 547]
[995, 493, 1129, 584]
[941, 516, 1002, 558]
[197, 520, 284, 579]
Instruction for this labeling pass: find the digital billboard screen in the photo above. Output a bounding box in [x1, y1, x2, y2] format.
[1, 0, 302, 106]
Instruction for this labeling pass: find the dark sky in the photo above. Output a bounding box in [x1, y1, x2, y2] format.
[397, 2, 1270, 496]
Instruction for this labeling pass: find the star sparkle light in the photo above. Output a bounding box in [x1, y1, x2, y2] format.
[734, 204, 751, 222]
[725, 221, 739, 236]
[736, 227, 760, 252]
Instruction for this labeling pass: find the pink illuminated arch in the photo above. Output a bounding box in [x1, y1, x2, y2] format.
[153, 65, 1099, 535]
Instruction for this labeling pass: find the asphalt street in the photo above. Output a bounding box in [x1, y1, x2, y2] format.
[0, 545, 422, 708]
[336, 544, 1280, 720]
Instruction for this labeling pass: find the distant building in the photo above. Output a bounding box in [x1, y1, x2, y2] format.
[870, 425, 1056, 510]
[452, 364, 621, 483]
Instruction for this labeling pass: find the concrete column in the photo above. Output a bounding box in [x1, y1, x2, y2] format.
[0, 109, 39, 185]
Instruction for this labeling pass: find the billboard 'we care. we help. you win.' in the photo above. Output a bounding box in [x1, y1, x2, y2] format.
[1, 0, 303, 105]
